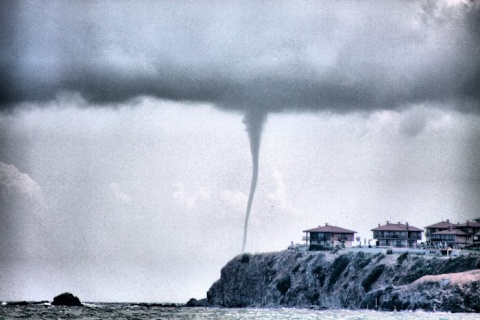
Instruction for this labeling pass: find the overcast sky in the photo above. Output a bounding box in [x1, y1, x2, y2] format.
[1, 0, 479, 303]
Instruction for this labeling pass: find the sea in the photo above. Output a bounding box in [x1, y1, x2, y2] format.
[0, 304, 479, 320]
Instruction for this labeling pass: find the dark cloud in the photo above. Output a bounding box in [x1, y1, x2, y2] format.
[1, 0, 479, 113]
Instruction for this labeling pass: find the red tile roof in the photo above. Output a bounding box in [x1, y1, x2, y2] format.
[425, 220, 456, 229]
[303, 224, 356, 234]
[456, 221, 480, 228]
[432, 228, 469, 235]
[371, 222, 422, 232]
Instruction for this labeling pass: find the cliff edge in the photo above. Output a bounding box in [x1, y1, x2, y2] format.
[207, 250, 480, 312]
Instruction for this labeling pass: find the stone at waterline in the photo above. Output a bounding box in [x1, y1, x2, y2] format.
[51, 292, 82, 306]
[186, 298, 209, 307]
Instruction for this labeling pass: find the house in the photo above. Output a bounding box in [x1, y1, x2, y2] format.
[429, 227, 470, 249]
[303, 223, 356, 249]
[455, 220, 480, 244]
[371, 221, 423, 248]
[425, 219, 457, 242]
[424, 219, 480, 248]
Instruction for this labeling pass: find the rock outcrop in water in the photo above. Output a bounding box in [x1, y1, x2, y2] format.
[186, 298, 209, 307]
[51, 292, 82, 306]
[207, 250, 480, 312]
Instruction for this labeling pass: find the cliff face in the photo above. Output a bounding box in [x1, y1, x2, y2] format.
[207, 250, 480, 312]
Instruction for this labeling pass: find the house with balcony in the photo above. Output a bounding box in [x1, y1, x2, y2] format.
[429, 227, 470, 248]
[303, 223, 356, 249]
[371, 221, 423, 248]
[425, 219, 457, 242]
[455, 220, 480, 244]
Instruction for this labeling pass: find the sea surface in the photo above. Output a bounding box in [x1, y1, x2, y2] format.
[1, 304, 479, 320]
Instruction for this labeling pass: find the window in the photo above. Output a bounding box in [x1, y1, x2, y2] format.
[431, 234, 455, 241]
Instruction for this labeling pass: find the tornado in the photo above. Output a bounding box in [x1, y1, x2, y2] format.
[241, 109, 267, 253]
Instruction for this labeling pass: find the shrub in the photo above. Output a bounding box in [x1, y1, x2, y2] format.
[332, 245, 342, 254]
[328, 254, 351, 289]
[240, 253, 251, 263]
[397, 252, 408, 265]
[355, 255, 372, 269]
[400, 260, 434, 285]
[309, 244, 332, 251]
[374, 253, 385, 261]
[313, 266, 326, 286]
[439, 255, 480, 274]
[276, 276, 291, 295]
[292, 264, 300, 273]
[362, 264, 385, 292]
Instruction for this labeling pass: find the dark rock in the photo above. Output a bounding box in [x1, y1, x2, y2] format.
[51, 292, 82, 306]
[308, 305, 328, 310]
[186, 298, 209, 307]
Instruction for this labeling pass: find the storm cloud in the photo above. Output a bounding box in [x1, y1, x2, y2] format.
[1, 1, 480, 300]
[1, 0, 479, 114]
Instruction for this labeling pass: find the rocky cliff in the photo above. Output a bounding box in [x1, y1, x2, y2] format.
[207, 250, 480, 312]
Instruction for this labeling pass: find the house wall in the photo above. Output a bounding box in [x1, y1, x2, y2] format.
[425, 227, 448, 241]
[339, 240, 353, 248]
[373, 230, 422, 248]
[456, 226, 480, 244]
[307, 232, 354, 248]
[430, 234, 471, 248]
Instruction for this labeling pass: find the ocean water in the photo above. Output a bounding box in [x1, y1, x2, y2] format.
[0, 304, 478, 320]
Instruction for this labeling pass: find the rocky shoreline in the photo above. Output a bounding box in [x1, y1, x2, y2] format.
[206, 250, 480, 312]
[3, 252, 480, 313]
